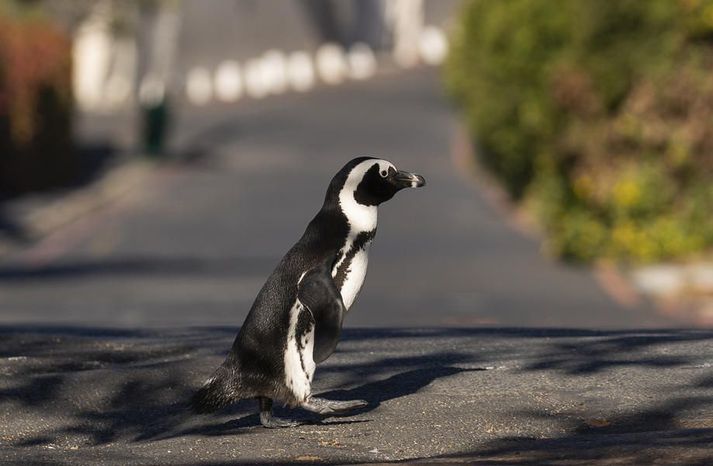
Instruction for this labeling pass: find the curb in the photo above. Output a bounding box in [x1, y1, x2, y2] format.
[449, 122, 678, 320]
[627, 263, 713, 325]
[450, 122, 713, 326]
[0, 159, 155, 259]
[450, 122, 541, 240]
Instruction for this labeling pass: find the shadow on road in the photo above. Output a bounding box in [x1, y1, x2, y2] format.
[179, 351, 476, 437]
[0, 327, 481, 445]
[426, 428, 713, 465]
[1, 326, 712, 464]
[0, 206, 33, 244]
[0, 255, 277, 282]
[0, 141, 118, 234]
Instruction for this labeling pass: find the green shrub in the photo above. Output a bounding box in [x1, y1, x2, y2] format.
[0, 4, 74, 196]
[447, 0, 713, 263]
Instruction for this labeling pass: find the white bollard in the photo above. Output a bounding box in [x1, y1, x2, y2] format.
[214, 60, 243, 102]
[244, 58, 270, 99]
[286, 51, 315, 92]
[186, 67, 213, 105]
[419, 26, 448, 66]
[347, 43, 377, 80]
[316, 43, 347, 85]
[261, 50, 288, 95]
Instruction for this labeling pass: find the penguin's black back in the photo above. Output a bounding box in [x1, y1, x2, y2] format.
[233, 157, 372, 357]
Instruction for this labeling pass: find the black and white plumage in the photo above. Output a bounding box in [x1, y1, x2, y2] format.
[192, 157, 425, 427]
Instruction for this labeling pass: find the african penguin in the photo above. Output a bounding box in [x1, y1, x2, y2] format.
[192, 157, 425, 428]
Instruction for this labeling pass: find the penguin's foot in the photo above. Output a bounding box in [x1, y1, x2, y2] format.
[258, 396, 304, 429]
[259, 412, 304, 428]
[301, 397, 368, 416]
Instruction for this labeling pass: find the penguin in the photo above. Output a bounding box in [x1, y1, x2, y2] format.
[192, 157, 425, 428]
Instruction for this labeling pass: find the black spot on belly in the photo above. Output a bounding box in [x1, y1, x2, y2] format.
[333, 229, 375, 290]
[295, 309, 313, 350]
[295, 307, 314, 376]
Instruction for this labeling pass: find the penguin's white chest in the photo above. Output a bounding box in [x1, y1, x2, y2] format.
[335, 186, 378, 310]
[338, 245, 370, 309]
[283, 300, 315, 403]
[332, 238, 372, 310]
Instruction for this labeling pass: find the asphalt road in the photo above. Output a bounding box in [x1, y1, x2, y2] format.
[0, 69, 675, 329]
[0, 61, 708, 466]
[1, 326, 712, 464]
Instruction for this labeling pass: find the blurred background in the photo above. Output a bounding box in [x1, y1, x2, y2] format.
[0, 0, 711, 329]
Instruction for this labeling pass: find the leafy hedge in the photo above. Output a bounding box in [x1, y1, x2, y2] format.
[447, 0, 713, 262]
[0, 6, 74, 196]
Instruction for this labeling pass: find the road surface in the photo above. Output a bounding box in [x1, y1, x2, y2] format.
[0, 69, 675, 329]
[1, 326, 712, 464]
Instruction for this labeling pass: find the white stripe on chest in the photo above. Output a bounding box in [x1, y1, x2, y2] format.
[284, 299, 315, 402]
[333, 242, 371, 310]
[332, 197, 376, 311]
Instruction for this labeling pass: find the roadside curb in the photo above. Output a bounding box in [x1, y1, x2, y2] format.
[0, 158, 155, 259]
[451, 122, 713, 326]
[450, 122, 541, 240]
[627, 263, 713, 325]
[448, 122, 689, 322]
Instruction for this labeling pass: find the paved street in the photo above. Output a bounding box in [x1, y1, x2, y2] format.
[2, 326, 712, 464]
[3, 2, 709, 464]
[0, 58, 709, 465]
[0, 69, 676, 329]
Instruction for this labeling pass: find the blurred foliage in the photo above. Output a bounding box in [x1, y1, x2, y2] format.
[447, 0, 713, 263]
[0, 1, 75, 195]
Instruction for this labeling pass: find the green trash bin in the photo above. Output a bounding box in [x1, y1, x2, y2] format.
[141, 97, 171, 157]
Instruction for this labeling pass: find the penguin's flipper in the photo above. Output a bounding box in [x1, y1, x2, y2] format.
[297, 264, 346, 364]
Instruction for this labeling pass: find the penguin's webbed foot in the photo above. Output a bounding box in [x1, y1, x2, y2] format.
[260, 413, 304, 428]
[301, 397, 368, 416]
[258, 396, 305, 429]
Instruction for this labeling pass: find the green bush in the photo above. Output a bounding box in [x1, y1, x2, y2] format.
[447, 0, 713, 263]
[0, 4, 74, 196]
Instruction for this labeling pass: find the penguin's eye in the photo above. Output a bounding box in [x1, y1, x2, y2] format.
[380, 170, 388, 178]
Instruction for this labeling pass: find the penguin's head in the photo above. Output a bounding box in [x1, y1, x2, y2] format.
[332, 157, 425, 207]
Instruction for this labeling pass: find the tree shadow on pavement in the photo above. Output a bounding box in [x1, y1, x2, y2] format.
[518, 331, 711, 375]
[0, 205, 33, 244]
[2, 326, 713, 464]
[179, 351, 479, 438]
[0, 327, 210, 446]
[0, 326, 482, 446]
[426, 428, 713, 465]
[409, 329, 713, 466]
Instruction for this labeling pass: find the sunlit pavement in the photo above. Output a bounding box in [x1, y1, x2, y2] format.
[0, 69, 676, 329]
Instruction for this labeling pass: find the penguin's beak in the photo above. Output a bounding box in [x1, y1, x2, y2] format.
[391, 170, 426, 189]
